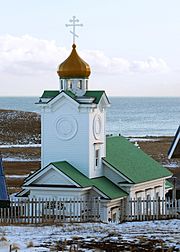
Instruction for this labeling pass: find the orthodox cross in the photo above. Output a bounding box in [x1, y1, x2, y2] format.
[66, 16, 83, 44]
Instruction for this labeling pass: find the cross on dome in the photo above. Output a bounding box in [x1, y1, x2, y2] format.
[65, 16, 83, 44]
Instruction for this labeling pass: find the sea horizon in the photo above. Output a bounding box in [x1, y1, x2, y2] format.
[0, 96, 179, 137]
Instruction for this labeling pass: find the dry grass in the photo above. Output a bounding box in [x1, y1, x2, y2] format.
[138, 137, 173, 163]
[3, 161, 40, 194]
[3, 161, 40, 175]
[1, 109, 180, 194]
[0, 109, 40, 145]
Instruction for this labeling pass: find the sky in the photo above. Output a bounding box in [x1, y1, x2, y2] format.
[0, 0, 180, 97]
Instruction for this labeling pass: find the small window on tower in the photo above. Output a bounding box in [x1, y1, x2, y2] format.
[95, 149, 99, 167]
[77, 80, 82, 89]
[86, 80, 88, 90]
[61, 80, 63, 90]
[67, 80, 73, 89]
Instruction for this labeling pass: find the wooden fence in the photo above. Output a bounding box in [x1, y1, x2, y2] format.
[0, 197, 100, 224]
[124, 198, 180, 222]
[0, 197, 180, 224]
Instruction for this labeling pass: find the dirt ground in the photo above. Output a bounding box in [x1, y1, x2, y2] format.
[0, 109, 180, 195]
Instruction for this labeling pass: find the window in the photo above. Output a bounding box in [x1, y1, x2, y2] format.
[67, 80, 73, 89]
[60, 80, 63, 90]
[95, 149, 99, 167]
[86, 80, 88, 90]
[77, 80, 82, 89]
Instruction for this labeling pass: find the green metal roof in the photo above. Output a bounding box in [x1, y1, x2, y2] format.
[52, 161, 92, 187]
[41, 90, 60, 98]
[64, 90, 77, 100]
[104, 136, 172, 184]
[85, 90, 108, 104]
[40, 90, 108, 105]
[52, 161, 127, 199]
[91, 177, 128, 199]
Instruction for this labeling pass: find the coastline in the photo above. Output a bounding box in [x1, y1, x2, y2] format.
[0, 109, 179, 194]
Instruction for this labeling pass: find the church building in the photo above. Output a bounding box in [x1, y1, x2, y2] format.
[18, 18, 172, 222]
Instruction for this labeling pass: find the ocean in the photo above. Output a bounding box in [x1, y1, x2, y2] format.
[0, 96, 179, 137]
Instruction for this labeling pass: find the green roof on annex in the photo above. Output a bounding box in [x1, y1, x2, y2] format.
[52, 161, 127, 199]
[104, 136, 172, 184]
[40, 90, 109, 104]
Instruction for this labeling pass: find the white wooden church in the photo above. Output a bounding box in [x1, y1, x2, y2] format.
[18, 18, 172, 222]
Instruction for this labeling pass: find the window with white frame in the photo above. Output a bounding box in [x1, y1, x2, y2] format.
[60, 80, 63, 90]
[86, 80, 88, 90]
[67, 80, 73, 89]
[77, 80, 83, 89]
[95, 149, 99, 168]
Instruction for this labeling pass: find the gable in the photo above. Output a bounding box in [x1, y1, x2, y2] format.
[104, 136, 172, 184]
[45, 91, 79, 111]
[38, 90, 110, 107]
[32, 167, 77, 186]
[52, 96, 78, 114]
[24, 164, 80, 187]
[103, 164, 130, 184]
[52, 161, 92, 187]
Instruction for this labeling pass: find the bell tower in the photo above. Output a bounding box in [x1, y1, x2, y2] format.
[38, 17, 110, 179]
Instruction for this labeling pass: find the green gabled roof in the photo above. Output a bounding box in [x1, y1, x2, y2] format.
[91, 177, 128, 199]
[52, 161, 92, 187]
[64, 90, 77, 100]
[41, 90, 60, 98]
[40, 90, 108, 105]
[104, 136, 172, 184]
[52, 161, 126, 199]
[84, 90, 108, 104]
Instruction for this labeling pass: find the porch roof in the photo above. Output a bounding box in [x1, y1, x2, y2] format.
[52, 161, 127, 199]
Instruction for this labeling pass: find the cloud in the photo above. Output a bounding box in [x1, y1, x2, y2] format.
[130, 57, 169, 73]
[0, 34, 68, 75]
[83, 50, 169, 74]
[0, 34, 170, 76]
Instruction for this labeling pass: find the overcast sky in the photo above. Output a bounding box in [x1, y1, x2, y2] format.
[0, 0, 180, 97]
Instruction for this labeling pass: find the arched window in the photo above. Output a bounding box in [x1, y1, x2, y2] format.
[61, 80, 63, 90]
[67, 80, 73, 89]
[77, 80, 83, 89]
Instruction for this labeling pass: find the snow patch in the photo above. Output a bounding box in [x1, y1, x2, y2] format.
[2, 157, 40, 162]
[0, 220, 179, 251]
[0, 144, 41, 148]
[6, 174, 29, 179]
[129, 138, 159, 142]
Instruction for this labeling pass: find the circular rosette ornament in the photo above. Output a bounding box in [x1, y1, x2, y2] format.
[56, 116, 78, 140]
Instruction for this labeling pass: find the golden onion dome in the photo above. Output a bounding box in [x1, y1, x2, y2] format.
[57, 44, 91, 78]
